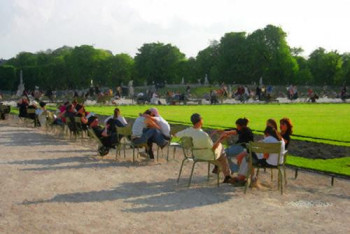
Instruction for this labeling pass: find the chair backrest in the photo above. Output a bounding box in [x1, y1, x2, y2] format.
[117, 124, 132, 137]
[248, 141, 283, 165]
[180, 136, 194, 159]
[26, 108, 36, 114]
[248, 141, 281, 154]
[87, 128, 102, 144]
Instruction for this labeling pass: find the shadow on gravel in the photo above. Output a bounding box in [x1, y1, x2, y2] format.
[1, 131, 69, 146]
[22, 179, 235, 212]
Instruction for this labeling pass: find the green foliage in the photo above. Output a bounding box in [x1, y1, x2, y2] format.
[0, 65, 16, 90]
[3, 25, 350, 90]
[134, 42, 186, 85]
[308, 48, 343, 85]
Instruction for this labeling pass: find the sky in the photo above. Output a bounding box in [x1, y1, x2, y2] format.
[1, 0, 350, 59]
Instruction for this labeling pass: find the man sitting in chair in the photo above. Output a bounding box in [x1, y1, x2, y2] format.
[175, 113, 232, 183]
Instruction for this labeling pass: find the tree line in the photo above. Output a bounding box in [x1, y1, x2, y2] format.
[1, 24, 349, 91]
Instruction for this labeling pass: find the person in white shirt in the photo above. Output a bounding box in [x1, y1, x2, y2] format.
[104, 108, 128, 127]
[131, 110, 169, 159]
[175, 113, 232, 183]
[232, 126, 285, 186]
[149, 107, 170, 139]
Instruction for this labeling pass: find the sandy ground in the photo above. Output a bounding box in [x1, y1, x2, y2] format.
[0, 120, 350, 234]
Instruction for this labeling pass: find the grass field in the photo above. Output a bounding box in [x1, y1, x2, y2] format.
[287, 155, 350, 176]
[10, 103, 350, 176]
[85, 103, 350, 146]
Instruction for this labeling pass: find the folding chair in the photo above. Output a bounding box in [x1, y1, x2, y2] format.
[245, 142, 286, 194]
[116, 125, 146, 162]
[177, 137, 221, 187]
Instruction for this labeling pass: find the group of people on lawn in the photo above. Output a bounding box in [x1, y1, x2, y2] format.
[21, 98, 292, 186]
[85, 104, 292, 186]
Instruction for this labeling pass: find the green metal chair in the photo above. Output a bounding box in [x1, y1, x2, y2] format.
[245, 142, 286, 194]
[177, 137, 221, 187]
[116, 124, 147, 162]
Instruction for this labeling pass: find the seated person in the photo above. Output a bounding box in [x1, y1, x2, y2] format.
[149, 107, 170, 140]
[104, 108, 128, 127]
[17, 97, 29, 118]
[266, 118, 278, 130]
[59, 104, 78, 132]
[131, 110, 169, 159]
[175, 113, 232, 183]
[88, 116, 118, 156]
[279, 118, 293, 150]
[75, 104, 89, 130]
[231, 126, 285, 186]
[212, 118, 254, 173]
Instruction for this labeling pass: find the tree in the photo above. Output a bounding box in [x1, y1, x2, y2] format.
[216, 32, 249, 84]
[308, 48, 343, 85]
[340, 53, 350, 85]
[134, 42, 186, 85]
[104, 53, 134, 87]
[0, 65, 16, 90]
[195, 40, 220, 83]
[246, 25, 298, 84]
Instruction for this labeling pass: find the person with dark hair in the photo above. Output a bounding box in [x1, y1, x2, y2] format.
[280, 117, 293, 149]
[87, 116, 118, 156]
[104, 108, 128, 127]
[17, 97, 29, 118]
[266, 118, 278, 130]
[230, 126, 286, 186]
[213, 117, 254, 173]
[131, 110, 169, 159]
[175, 113, 232, 183]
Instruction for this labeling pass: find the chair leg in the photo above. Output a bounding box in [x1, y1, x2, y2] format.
[256, 168, 260, 178]
[207, 163, 210, 181]
[279, 168, 283, 195]
[156, 145, 159, 161]
[283, 165, 287, 185]
[216, 165, 220, 187]
[123, 144, 126, 158]
[173, 147, 177, 159]
[177, 159, 186, 183]
[166, 144, 170, 161]
[271, 168, 273, 181]
[188, 162, 197, 187]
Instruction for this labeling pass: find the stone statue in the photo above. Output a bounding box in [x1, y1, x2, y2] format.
[16, 70, 25, 97]
[128, 80, 134, 97]
[204, 74, 209, 85]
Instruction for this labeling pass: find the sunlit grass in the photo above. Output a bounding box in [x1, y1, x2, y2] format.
[287, 155, 350, 176]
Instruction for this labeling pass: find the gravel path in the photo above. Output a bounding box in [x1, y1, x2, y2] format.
[0, 120, 349, 233]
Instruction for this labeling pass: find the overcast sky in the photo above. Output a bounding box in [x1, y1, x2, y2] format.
[1, 0, 350, 59]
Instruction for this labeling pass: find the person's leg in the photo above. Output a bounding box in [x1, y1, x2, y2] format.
[147, 128, 168, 148]
[216, 154, 231, 177]
[146, 139, 154, 159]
[225, 145, 244, 172]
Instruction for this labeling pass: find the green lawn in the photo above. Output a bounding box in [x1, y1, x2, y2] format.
[85, 103, 350, 146]
[287, 155, 350, 176]
[11, 103, 350, 176]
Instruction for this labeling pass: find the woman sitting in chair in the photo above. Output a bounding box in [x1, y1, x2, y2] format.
[231, 126, 285, 186]
[211, 117, 254, 173]
[280, 117, 293, 150]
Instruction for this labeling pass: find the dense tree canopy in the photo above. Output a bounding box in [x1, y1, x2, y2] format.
[1, 24, 349, 91]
